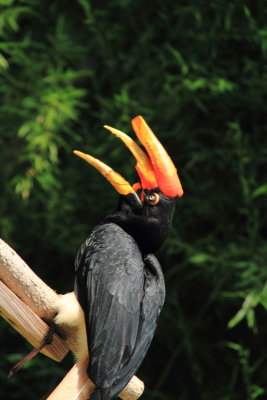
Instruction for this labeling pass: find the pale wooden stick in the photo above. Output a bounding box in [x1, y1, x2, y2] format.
[0, 239, 58, 319]
[0, 238, 144, 399]
[47, 358, 144, 400]
[47, 358, 95, 400]
[0, 281, 68, 362]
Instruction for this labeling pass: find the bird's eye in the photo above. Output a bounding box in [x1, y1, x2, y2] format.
[146, 192, 160, 205]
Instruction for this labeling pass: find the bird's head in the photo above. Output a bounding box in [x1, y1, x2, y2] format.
[74, 116, 183, 254]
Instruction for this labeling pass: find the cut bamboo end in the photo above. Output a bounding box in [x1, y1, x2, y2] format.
[120, 375, 145, 400]
[0, 281, 68, 362]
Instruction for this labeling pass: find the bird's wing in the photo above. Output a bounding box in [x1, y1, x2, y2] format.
[74, 223, 145, 388]
[108, 254, 165, 397]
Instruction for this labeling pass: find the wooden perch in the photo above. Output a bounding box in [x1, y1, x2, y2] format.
[0, 239, 144, 400]
[0, 281, 68, 362]
[47, 358, 144, 400]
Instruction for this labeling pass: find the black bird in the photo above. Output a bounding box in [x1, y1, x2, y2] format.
[58, 116, 183, 400]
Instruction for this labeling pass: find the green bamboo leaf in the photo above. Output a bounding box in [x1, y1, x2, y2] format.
[0, 51, 8, 70]
[252, 184, 267, 198]
[228, 291, 261, 328]
[189, 253, 213, 264]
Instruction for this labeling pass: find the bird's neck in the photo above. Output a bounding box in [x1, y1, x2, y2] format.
[102, 213, 166, 255]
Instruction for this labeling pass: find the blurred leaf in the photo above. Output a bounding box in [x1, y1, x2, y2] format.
[0, 51, 8, 69]
[252, 184, 267, 198]
[189, 253, 214, 264]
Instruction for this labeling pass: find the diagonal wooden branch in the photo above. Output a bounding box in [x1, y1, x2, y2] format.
[0, 281, 68, 362]
[0, 238, 144, 400]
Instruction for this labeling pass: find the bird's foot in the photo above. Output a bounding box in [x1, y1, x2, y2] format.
[54, 292, 88, 360]
[8, 320, 56, 378]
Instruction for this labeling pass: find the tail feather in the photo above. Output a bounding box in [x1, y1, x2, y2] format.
[89, 376, 132, 400]
[90, 388, 112, 400]
[89, 391, 101, 400]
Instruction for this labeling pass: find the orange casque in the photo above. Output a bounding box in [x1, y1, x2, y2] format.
[131, 116, 183, 198]
[74, 116, 183, 199]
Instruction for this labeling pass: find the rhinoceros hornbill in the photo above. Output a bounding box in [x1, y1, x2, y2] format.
[58, 116, 183, 400]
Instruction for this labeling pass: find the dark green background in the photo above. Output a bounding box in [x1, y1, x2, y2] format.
[1, 1, 267, 399]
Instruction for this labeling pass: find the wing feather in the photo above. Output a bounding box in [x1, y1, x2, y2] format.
[74, 223, 145, 387]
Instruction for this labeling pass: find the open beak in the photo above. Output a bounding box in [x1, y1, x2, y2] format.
[73, 116, 183, 201]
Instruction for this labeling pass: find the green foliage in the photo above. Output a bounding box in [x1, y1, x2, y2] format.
[1, 0, 267, 399]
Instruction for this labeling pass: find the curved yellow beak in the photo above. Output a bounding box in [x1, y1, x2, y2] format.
[73, 150, 135, 196]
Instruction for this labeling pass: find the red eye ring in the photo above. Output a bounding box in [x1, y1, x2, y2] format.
[145, 192, 160, 206]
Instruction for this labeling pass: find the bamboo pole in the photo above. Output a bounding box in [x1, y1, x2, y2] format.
[47, 359, 144, 400]
[0, 281, 67, 362]
[0, 238, 144, 399]
[0, 239, 58, 318]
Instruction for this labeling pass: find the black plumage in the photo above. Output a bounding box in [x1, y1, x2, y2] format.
[74, 224, 163, 399]
[72, 116, 183, 400]
[74, 190, 176, 399]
